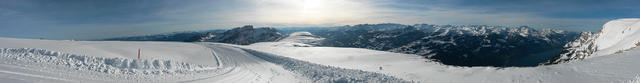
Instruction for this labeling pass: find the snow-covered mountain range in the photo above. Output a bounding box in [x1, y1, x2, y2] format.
[196, 25, 282, 45]
[305, 24, 580, 66]
[104, 25, 283, 45]
[104, 24, 581, 67]
[102, 30, 226, 42]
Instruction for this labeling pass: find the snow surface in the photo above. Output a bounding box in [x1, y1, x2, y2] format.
[1, 18, 639, 83]
[0, 37, 407, 82]
[252, 31, 325, 47]
[0, 38, 216, 65]
[240, 41, 640, 83]
[549, 18, 640, 64]
[0, 37, 307, 82]
[593, 18, 640, 56]
[629, 75, 640, 83]
[278, 32, 325, 45]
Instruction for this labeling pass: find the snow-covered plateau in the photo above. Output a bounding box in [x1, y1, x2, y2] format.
[240, 41, 640, 83]
[1, 18, 639, 83]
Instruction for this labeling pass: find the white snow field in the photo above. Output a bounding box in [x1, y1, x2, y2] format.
[0, 37, 406, 83]
[239, 42, 640, 83]
[251, 31, 325, 47]
[0, 37, 309, 83]
[592, 18, 640, 56]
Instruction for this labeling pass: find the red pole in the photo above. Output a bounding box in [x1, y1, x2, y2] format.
[138, 48, 141, 60]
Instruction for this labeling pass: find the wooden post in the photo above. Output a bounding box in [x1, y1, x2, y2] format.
[138, 48, 141, 60]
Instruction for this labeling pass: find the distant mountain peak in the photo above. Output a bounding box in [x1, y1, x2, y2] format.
[201, 25, 282, 45]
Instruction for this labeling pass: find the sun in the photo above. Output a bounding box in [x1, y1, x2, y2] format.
[251, 0, 368, 25]
[301, 0, 323, 14]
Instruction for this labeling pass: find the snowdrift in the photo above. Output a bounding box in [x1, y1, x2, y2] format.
[0, 37, 217, 65]
[0, 48, 217, 75]
[0, 38, 228, 82]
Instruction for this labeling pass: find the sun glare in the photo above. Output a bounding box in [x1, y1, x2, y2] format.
[302, 0, 322, 14]
[252, 0, 371, 25]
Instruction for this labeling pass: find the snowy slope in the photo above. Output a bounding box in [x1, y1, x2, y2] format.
[551, 18, 640, 63]
[0, 37, 308, 82]
[0, 37, 409, 82]
[251, 31, 325, 47]
[278, 32, 325, 45]
[592, 18, 640, 56]
[240, 42, 640, 83]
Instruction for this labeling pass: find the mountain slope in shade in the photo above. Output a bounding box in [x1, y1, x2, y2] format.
[102, 30, 226, 42]
[311, 24, 579, 66]
[200, 25, 283, 45]
[101, 25, 283, 45]
[102, 23, 580, 66]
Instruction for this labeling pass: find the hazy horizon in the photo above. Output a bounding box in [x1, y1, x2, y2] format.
[2, 0, 638, 40]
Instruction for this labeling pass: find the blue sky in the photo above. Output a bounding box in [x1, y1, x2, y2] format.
[1, 0, 638, 40]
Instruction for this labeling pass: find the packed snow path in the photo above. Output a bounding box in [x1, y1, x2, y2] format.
[199, 43, 409, 83]
[0, 44, 307, 83]
[0, 37, 408, 83]
[0, 37, 308, 82]
[187, 43, 308, 83]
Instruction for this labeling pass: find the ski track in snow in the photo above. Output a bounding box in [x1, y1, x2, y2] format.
[0, 41, 409, 82]
[0, 48, 227, 82]
[195, 43, 410, 83]
[185, 43, 308, 83]
[235, 45, 410, 83]
[0, 69, 73, 82]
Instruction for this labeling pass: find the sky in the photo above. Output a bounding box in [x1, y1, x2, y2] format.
[1, 0, 639, 40]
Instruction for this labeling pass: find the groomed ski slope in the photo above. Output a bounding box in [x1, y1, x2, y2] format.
[0, 37, 407, 82]
[0, 37, 307, 82]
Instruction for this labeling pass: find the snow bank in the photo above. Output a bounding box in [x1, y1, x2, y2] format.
[0, 37, 226, 82]
[0, 48, 217, 75]
[629, 75, 640, 83]
[593, 18, 640, 56]
[0, 37, 217, 66]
